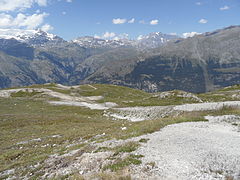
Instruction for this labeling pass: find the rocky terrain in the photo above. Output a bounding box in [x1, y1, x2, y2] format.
[133, 119, 240, 180]
[0, 84, 240, 179]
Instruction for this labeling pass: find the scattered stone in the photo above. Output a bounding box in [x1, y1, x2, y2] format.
[156, 90, 203, 102]
[121, 127, 127, 131]
[132, 121, 240, 179]
[173, 101, 240, 112]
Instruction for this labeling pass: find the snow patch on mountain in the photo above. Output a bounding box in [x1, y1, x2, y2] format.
[72, 36, 134, 48]
[0, 29, 64, 46]
[136, 32, 179, 49]
[73, 32, 179, 49]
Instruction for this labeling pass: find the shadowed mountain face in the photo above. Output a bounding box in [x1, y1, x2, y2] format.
[0, 26, 240, 93]
[85, 26, 240, 93]
[0, 39, 34, 60]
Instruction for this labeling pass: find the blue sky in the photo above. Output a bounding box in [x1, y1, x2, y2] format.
[0, 0, 239, 40]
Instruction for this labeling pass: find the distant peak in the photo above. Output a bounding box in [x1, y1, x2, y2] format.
[0, 28, 63, 45]
[223, 25, 240, 30]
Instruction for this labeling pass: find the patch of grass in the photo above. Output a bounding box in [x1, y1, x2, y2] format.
[0, 97, 126, 176]
[103, 156, 142, 172]
[198, 84, 240, 102]
[139, 138, 150, 143]
[91, 171, 131, 180]
[206, 106, 240, 116]
[94, 147, 111, 153]
[74, 84, 200, 107]
[49, 174, 71, 180]
[69, 174, 85, 180]
[27, 83, 57, 89]
[113, 142, 140, 156]
[11, 90, 41, 98]
[47, 87, 71, 95]
[218, 84, 240, 92]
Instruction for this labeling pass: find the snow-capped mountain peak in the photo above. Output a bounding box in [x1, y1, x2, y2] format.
[135, 32, 179, 49]
[0, 29, 178, 49]
[0, 29, 64, 46]
[72, 32, 179, 49]
[72, 36, 134, 48]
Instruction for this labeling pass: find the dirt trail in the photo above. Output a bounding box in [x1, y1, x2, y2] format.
[108, 101, 240, 122]
[0, 87, 117, 110]
[88, 84, 98, 90]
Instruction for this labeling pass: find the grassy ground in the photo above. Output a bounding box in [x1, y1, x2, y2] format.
[198, 84, 240, 102]
[64, 84, 203, 107]
[0, 83, 240, 179]
[0, 98, 207, 175]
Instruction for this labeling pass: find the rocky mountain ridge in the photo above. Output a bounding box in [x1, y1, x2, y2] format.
[0, 29, 65, 46]
[84, 26, 240, 93]
[72, 32, 178, 49]
[0, 26, 239, 93]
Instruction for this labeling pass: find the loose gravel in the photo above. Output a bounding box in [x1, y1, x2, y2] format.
[132, 119, 240, 180]
[108, 101, 240, 122]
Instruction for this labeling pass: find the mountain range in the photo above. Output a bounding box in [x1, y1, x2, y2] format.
[0, 26, 239, 93]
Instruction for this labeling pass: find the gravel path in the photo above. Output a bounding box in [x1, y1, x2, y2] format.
[173, 101, 240, 112]
[108, 101, 240, 122]
[106, 106, 175, 122]
[49, 101, 117, 110]
[0, 87, 117, 110]
[132, 120, 240, 180]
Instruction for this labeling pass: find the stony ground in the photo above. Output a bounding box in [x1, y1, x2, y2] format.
[131, 117, 240, 180]
[28, 114, 240, 180]
[106, 101, 240, 122]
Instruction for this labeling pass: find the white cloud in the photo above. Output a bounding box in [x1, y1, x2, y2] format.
[66, 0, 72, 2]
[36, 0, 47, 6]
[62, 11, 66, 15]
[17, 13, 48, 29]
[199, 18, 208, 24]
[0, 0, 51, 31]
[41, 23, 53, 31]
[128, 18, 135, 24]
[94, 32, 129, 40]
[150, 19, 159, 25]
[0, 12, 49, 29]
[220, 5, 230, 11]
[196, 2, 202, 5]
[182, 32, 201, 38]
[102, 32, 116, 39]
[112, 18, 127, 24]
[0, 0, 48, 12]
